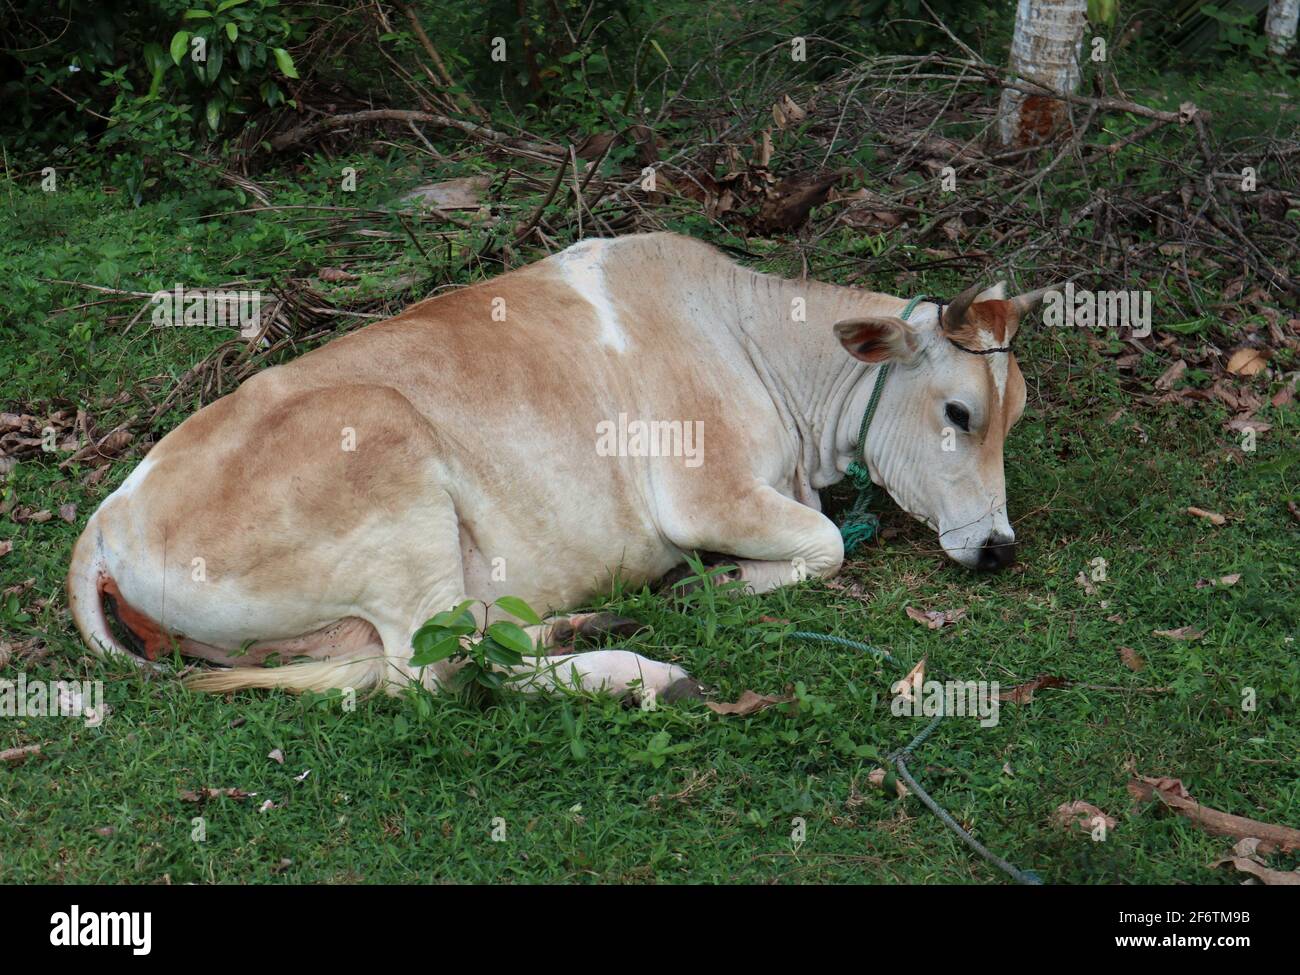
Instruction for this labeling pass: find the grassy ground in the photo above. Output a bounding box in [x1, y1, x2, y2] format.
[2, 128, 1297, 883]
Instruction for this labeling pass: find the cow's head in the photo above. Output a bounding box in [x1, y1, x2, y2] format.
[834, 282, 1049, 571]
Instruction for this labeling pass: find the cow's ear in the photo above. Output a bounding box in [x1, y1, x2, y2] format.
[833, 317, 917, 364]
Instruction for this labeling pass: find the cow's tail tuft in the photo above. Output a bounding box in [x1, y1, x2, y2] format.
[184, 656, 385, 695]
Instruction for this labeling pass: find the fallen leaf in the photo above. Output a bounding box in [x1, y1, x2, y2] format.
[58, 503, 77, 523]
[0, 539, 11, 559]
[295, 769, 312, 782]
[1187, 506, 1226, 526]
[399, 175, 492, 216]
[258, 799, 277, 813]
[904, 606, 966, 630]
[1075, 571, 1098, 596]
[1155, 359, 1187, 390]
[1226, 347, 1269, 377]
[867, 766, 909, 798]
[753, 172, 841, 235]
[268, 748, 285, 765]
[1129, 776, 1300, 852]
[771, 94, 807, 128]
[1289, 501, 1300, 525]
[891, 656, 927, 703]
[178, 786, 253, 803]
[94, 826, 115, 837]
[317, 267, 359, 283]
[1153, 626, 1204, 640]
[574, 131, 616, 161]
[1195, 573, 1241, 589]
[1053, 800, 1116, 834]
[1211, 838, 1300, 885]
[999, 674, 1066, 704]
[1224, 416, 1270, 434]
[705, 690, 793, 716]
[1118, 646, 1145, 671]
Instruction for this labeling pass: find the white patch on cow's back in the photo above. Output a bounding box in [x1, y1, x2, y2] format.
[556, 239, 627, 352]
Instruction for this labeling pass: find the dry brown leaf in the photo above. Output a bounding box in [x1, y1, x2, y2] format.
[178, 786, 254, 803]
[1186, 506, 1226, 526]
[1053, 800, 1116, 834]
[399, 175, 491, 215]
[1153, 626, 1204, 640]
[1155, 359, 1187, 390]
[904, 606, 966, 630]
[1075, 571, 1098, 596]
[753, 172, 841, 235]
[317, 267, 359, 283]
[58, 503, 77, 523]
[1225, 415, 1271, 434]
[1211, 838, 1300, 885]
[771, 94, 807, 129]
[1129, 776, 1300, 852]
[867, 767, 909, 798]
[999, 674, 1066, 704]
[705, 690, 793, 716]
[1118, 646, 1145, 672]
[0, 539, 11, 559]
[1195, 573, 1241, 589]
[268, 748, 285, 765]
[891, 656, 926, 703]
[1226, 347, 1269, 377]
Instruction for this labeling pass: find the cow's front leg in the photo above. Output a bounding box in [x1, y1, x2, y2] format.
[500, 649, 701, 703]
[665, 485, 844, 595]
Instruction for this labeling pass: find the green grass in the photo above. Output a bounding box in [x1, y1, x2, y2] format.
[2, 143, 1297, 884]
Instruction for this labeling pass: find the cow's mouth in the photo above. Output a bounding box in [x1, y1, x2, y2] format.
[939, 526, 1017, 572]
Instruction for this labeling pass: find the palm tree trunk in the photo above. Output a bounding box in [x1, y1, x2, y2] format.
[997, 0, 1089, 147]
[1266, 0, 1300, 55]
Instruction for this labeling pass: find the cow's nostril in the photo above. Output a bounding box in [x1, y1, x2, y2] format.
[976, 536, 1016, 572]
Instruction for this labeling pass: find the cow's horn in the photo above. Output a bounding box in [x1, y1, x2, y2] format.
[1009, 286, 1056, 319]
[941, 281, 985, 332]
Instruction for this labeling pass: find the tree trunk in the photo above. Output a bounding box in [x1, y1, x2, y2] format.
[1266, 0, 1300, 55]
[997, 0, 1089, 147]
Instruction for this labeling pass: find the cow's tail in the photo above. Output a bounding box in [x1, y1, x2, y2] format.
[184, 656, 385, 695]
[66, 522, 146, 665]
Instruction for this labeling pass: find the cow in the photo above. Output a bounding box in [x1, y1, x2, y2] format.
[67, 233, 1046, 702]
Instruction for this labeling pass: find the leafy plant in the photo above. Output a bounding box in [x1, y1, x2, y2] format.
[409, 595, 547, 697]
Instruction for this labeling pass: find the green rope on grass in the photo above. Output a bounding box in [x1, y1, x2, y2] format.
[839, 294, 926, 557]
[787, 629, 1043, 885]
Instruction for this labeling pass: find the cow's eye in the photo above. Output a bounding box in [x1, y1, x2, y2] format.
[945, 403, 971, 431]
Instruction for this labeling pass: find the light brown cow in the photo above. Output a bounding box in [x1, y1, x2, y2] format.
[67, 233, 1045, 700]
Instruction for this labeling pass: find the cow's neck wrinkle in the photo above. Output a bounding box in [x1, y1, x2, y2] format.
[710, 266, 904, 494]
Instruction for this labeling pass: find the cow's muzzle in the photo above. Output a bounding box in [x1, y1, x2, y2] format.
[976, 533, 1016, 572]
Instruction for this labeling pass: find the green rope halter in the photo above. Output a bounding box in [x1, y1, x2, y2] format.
[839, 294, 926, 557]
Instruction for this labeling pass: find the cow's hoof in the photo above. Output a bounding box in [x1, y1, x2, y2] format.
[550, 612, 647, 648]
[662, 677, 706, 704]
